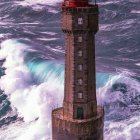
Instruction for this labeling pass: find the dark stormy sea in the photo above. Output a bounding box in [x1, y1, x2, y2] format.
[0, 0, 140, 140]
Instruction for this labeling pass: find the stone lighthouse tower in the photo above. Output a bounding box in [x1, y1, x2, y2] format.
[52, 0, 104, 140]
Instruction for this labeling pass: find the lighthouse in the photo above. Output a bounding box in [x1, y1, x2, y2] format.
[52, 0, 104, 140]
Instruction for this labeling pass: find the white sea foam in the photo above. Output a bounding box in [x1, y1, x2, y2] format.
[37, 38, 59, 41]
[48, 8, 59, 14]
[40, 32, 57, 36]
[131, 10, 140, 14]
[98, 1, 120, 6]
[15, 0, 62, 6]
[135, 63, 140, 66]
[0, 39, 64, 140]
[104, 114, 140, 140]
[98, 74, 140, 140]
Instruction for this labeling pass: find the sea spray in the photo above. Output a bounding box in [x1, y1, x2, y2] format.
[0, 39, 64, 140]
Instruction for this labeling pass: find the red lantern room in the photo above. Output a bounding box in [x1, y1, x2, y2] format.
[63, 0, 97, 7]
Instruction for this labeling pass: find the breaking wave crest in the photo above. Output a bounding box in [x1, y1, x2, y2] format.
[0, 39, 64, 140]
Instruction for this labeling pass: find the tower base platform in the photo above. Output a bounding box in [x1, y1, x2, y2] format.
[52, 106, 104, 140]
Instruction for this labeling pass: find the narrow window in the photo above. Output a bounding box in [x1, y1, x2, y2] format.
[78, 18, 83, 25]
[78, 50, 82, 57]
[78, 78, 83, 85]
[78, 64, 83, 71]
[78, 92, 83, 99]
[77, 107, 84, 119]
[78, 36, 82, 42]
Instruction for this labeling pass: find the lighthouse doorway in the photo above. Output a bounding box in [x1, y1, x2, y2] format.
[77, 107, 84, 119]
